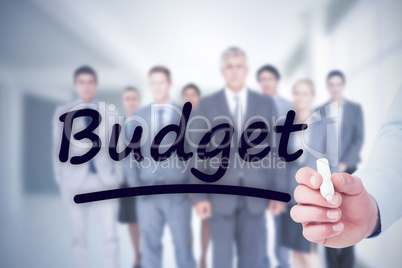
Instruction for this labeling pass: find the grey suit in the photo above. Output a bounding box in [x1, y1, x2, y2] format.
[53, 100, 123, 190]
[259, 95, 294, 268]
[125, 103, 195, 268]
[317, 99, 364, 170]
[190, 89, 286, 268]
[281, 112, 338, 252]
[52, 100, 122, 268]
[317, 99, 364, 268]
[274, 95, 294, 117]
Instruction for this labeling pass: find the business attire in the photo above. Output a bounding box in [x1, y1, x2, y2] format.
[125, 102, 195, 268]
[318, 98, 364, 268]
[118, 117, 138, 224]
[259, 95, 293, 268]
[281, 111, 338, 252]
[52, 99, 122, 268]
[355, 86, 402, 235]
[118, 177, 137, 223]
[274, 95, 294, 117]
[190, 88, 286, 268]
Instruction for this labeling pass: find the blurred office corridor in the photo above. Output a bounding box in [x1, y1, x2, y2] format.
[1, 0, 402, 267]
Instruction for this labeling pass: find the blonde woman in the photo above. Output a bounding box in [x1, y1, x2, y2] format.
[280, 79, 337, 268]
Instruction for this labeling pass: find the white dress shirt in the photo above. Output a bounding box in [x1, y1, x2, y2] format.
[328, 99, 344, 138]
[355, 87, 402, 233]
[224, 86, 248, 118]
[153, 101, 174, 130]
[326, 100, 344, 153]
[224, 87, 248, 133]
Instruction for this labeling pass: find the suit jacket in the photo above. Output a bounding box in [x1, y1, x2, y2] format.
[286, 112, 338, 206]
[52, 100, 123, 191]
[125, 103, 189, 187]
[317, 99, 364, 168]
[189, 89, 286, 215]
[280, 112, 338, 253]
[274, 95, 294, 117]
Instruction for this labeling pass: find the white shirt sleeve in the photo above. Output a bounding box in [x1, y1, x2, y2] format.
[355, 86, 402, 232]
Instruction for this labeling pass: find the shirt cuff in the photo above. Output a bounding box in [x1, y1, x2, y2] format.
[367, 223, 382, 238]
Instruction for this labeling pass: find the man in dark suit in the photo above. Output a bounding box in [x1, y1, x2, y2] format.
[318, 70, 364, 268]
[190, 47, 286, 268]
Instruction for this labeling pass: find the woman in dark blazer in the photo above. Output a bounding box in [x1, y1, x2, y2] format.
[281, 79, 337, 268]
[119, 86, 142, 268]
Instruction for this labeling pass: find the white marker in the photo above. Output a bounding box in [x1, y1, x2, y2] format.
[317, 158, 334, 201]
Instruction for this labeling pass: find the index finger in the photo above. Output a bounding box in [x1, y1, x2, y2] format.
[331, 173, 365, 196]
[295, 167, 323, 190]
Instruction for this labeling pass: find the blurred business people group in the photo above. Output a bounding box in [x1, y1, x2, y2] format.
[53, 46, 364, 268]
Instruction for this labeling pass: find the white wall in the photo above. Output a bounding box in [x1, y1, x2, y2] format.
[309, 0, 402, 267]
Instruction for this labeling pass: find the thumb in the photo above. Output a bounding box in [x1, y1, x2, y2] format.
[332, 173, 365, 196]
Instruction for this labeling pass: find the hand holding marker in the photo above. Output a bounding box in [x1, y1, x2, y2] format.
[290, 158, 381, 248]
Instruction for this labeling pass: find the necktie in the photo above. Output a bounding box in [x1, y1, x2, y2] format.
[84, 115, 97, 173]
[233, 95, 240, 130]
[155, 108, 165, 179]
[233, 95, 245, 190]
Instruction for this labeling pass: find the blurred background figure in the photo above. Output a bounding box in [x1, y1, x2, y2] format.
[191, 47, 286, 268]
[119, 86, 141, 268]
[181, 83, 210, 268]
[317, 70, 364, 268]
[182, 83, 201, 110]
[125, 66, 195, 268]
[280, 79, 337, 268]
[321, 70, 364, 174]
[122, 86, 141, 117]
[52, 66, 122, 268]
[257, 64, 294, 116]
[257, 64, 292, 268]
